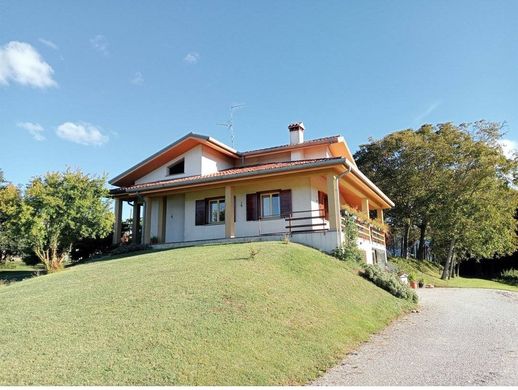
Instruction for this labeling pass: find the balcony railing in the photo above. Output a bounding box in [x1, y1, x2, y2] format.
[353, 219, 386, 246]
[285, 209, 329, 234]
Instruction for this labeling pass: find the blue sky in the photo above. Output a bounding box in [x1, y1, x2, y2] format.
[1, 0, 517, 187]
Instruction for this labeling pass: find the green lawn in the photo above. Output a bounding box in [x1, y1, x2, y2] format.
[391, 257, 518, 292]
[0, 242, 413, 385]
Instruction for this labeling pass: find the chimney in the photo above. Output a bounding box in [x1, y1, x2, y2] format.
[288, 122, 305, 145]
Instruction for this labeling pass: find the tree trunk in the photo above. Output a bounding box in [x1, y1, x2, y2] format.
[449, 255, 456, 279]
[441, 239, 456, 280]
[402, 223, 410, 259]
[417, 221, 427, 260]
[400, 234, 405, 258]
[456, 262, 460, 277]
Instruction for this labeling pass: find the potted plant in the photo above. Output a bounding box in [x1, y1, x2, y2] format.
[408, 273, 417, 289]
[418, 278, 425, 288]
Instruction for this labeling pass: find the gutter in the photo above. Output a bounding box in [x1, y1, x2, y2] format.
[110, 158, 346, 196]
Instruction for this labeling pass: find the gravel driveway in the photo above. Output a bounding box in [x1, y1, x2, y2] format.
[313, 288, 518, 386]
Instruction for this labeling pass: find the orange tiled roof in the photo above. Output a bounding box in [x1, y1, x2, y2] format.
[241, 135, 340, 155]
[111, 157, 344, 194]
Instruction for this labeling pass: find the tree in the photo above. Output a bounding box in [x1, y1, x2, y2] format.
[355, 121, 518, 279]
[426, 122, 518, 279]
[355, 127, 436, 259]
[20, 170, 113, 271]
[0, 181, 24, 262]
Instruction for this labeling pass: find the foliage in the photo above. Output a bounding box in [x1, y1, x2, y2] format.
[109, 243, 151, 256]
[332, 212, 363, 262]
[0, 242, 413, 385]
[341, 203, 389, 232]
[360, 264, 418, 303]
[499, 269, 518, 286]
[0, 183, 25, 262]
[20, 169, 113, 272]
[70, 233, 113, 262]
[355, 121, 518, 276]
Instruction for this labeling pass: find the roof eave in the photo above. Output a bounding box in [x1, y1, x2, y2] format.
[109, 132, 239, 186]
[110, 158, 346, 196]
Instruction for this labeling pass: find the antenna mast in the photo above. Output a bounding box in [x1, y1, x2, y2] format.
[217, 104, 245, 148]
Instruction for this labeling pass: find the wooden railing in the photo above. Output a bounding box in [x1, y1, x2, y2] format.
[285, 209, 329, 234]
[353, 219, 386, 246]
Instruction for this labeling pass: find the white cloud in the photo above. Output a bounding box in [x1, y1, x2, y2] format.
[56, 122, 109, 146]
[17, 121, 45, 141]
[183, 52, 200, 64]
[90, 35, 109, 55]
[0, 41, 57, 88]
[499, 139, 518, 159]
[131, 71, 144, 85]
[414, 100, 442, 124]
[38, 38, 58, 50]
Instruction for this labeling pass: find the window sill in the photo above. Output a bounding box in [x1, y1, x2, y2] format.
[259, 216, 282, 221]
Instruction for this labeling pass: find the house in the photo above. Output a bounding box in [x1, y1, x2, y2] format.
[109, 122, 394, 264]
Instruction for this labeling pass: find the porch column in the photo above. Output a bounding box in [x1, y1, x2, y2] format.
[157, 196, 167, 243]
[112, 198, 123, 245]
[143, 197, 152, 244]
[377, 208, 384, 224]
[225, 186, 235, 238]
[132, 200, 141, 244]
[326, 174, 341, 231]
[361, 198, 370, 218]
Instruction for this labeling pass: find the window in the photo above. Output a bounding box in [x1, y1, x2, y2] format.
[208, 198, 225, 224]
[168, 159, 185, 176]
[261, 192, 280, 218]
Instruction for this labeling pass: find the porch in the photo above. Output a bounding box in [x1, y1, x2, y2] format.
[111, 170, 388, 254]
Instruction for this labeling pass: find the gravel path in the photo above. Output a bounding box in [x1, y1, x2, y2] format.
[313, 288, 518, 386]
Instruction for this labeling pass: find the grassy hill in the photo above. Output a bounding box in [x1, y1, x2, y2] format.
[0, 242, 413, 385]
[391, 257, 518, 292]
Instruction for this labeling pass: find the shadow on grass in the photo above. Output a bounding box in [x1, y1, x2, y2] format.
[0, 270, 42, 283]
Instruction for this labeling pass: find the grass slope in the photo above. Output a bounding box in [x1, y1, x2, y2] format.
[391, 257, 518, 292]
[0, 242, 413, 385]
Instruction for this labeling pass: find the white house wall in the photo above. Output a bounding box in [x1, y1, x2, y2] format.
[201, 146, 234, 174]
[135, 145, 203, 184]
[233, 176, 312, 238]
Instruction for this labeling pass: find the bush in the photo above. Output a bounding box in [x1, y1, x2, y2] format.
[332, 213, 362, 262]
[110, 244, 152, 256]
[499, 269, 518, 286]
[332, 245, 362, 262]
[360, 264, 418, 303]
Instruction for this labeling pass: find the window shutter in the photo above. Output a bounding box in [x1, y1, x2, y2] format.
[318, 191, 329, 220]
[280, 189, 292, 218]
[195, 199, 206, 225]
[246, 193, 258, 221]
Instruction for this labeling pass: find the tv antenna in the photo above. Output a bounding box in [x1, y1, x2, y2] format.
[217, 103, 246, 148]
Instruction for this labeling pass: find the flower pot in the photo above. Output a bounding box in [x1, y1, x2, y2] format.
[409, 281, 418, 289]
[418, 282, 424, 288]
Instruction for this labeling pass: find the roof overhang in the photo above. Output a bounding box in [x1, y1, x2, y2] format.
[110, 158, 346, 197]
[342, 159, 394, 208]
[109, 133, 239, 187]
[110, 157, 395, 209]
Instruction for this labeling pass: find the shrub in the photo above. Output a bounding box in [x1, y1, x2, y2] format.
[332, 213, 362, 262]
[360, 264, 418, 303]
[110, 244, 151, 256]
[499, 269, 518, 286]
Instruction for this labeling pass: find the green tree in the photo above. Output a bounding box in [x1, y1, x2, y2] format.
[426, 122, 518, 279]
[0, 182, 24, 262]
[355, 121, 518, 279]
[21, 170, 113, 271]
